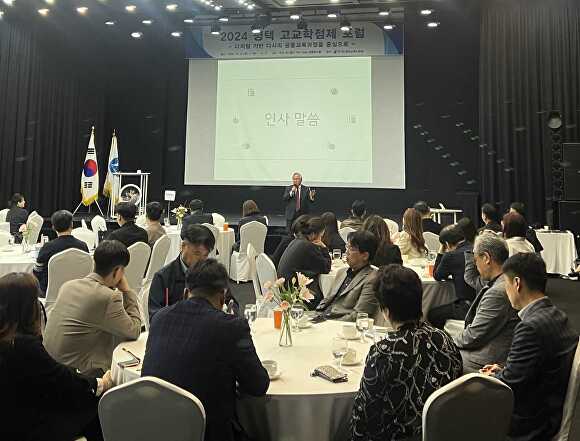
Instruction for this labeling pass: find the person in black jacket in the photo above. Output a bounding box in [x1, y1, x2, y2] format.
[321, 211, 345, 253]
[282, 172, 315, 231]
[107, 202, 148, 248]
[414, 201, 443, 235]
[0, 272, 113, 441]
[481, 253, 578, 441]
[33, 210, 89, 295]
[361, 214, 403, 267]
[182, 199, 214, 229]
[427, 224, 476, 328]
[149, 224, 238, 321]
[278, 216, 331, 308]
[479, 202, 502, 233]
[233, 200, 267, 252]
[509, 202, 544, 253]
[271, 214, 310, 268]
[6, 193, 29, 242]
[142, 259, 269, 441]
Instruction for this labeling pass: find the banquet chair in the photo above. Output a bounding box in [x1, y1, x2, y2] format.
[443, 319, 465, 340]
[125, 242, 151, 294]
[91, 215, 107, 232]
[0, 221, 9, 233]
[247, 243, 262, 301]
[72, 227, 96, 250]
[338, 226, 356, 243]
[143, 235, 171, 285]
[229, 221, 267, 282]
[0, 231, 12, 247]
[255, 253, 279, 318]
[44, 249, 93, 316]
[81, 219, 89, 229]
[136, 214, 147, 227]
[26, 213, 44, 245]
[202, 223, 220, 259]
[139, 280, 152, 331]
[384, 218, 399, 236]
[423, 232, 440, 253]
[553, 343, 580, 441]
[99, 376, 206, 441]
[212, 212, 226, 228]
[422, 373, 513, 441]
[0, 208, 8, 222]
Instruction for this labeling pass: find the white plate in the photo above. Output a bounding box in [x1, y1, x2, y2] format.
[341, 357, 363, 366]
[337, 332, 361, 341]
[269, 370, 282, 380]
[298, 321, 312, 329]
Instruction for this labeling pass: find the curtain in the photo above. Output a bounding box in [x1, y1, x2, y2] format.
[479, 0, 580, 223]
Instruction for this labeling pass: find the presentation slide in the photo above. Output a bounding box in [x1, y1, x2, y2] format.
[185, 56, 405, 188]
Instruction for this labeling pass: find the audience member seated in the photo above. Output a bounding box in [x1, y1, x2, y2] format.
[321, 211, 346, 253]
[509, 202, 543, 252]
[340, 199, 366, 230]
[233, 199, 267, 251]
[350, 265, 462, 441]
[479, 202, 502, 233]
[456, 216, 478, 246]
[0, 272, 113, 441]
[6, 193, 29, 243]
[503, 212, 535, 256]
[397, 208, 427, 260]
[182, 199, 213, 229]
[427, 225, 476, 328]
[454, 233, 519, 373]
[44, 240, 141, 374]
[107, 201, 148, 248]
[316, 231, 378, 321]
[142, 259, 269, 441]
[414, 200, 442, 234]
[361, 214, 402, 267]
[149, 224, 238, 321]
[144, 201, 166, 247]
[33, 210, 89, 295]
[270, 214, 309, 268]
[278, 216, 331, 309]
[481, 253, 578, 441]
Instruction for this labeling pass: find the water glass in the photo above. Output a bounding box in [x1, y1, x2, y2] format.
[332, 249, 342, 260]
[331, 337, 349, 368]
[356, 312, 369, 341]
[244, 304, 257, 332]
[290, 305, 304, 332]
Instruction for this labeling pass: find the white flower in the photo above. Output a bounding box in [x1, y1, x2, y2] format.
[296, 272, 313, 288]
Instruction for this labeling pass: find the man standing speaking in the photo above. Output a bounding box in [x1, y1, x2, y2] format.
[283, 172, 316, 231]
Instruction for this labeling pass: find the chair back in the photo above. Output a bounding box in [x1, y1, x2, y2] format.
[239, 221, 267, 257]
[136, 214, 147, 227]
[125, 242, 151, 293]
[212, 213, 225, 228]
[256, 253, 279, 317]
[45, 248, 93, 315]
[99, 376, 206, 441]
[553, 343, 580, 441]
[422, 373, 513, 441]
[338, 227, 356, 243]
[139, 280, 152, 331]
[26, 213, 44, 245]
[72, 227, 96, 250]
[247, 243, 262, 301]
[423, 231, 440, 253]
[144, 235, 171, 284]
[91, 215, 108, 232]
[0, 208, 8, 222]
[202, 223, 220, 258]
[0, 231, 12, 247]
[0, 222, 9, 233]
[81, 219, 89, 229]
[384, 218, 399, 235]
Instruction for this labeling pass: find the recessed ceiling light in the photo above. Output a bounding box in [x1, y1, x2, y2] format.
[378, 9, 390, 16]
[166, 3, 178, 11]
[251, 24, 261, 33]
[247, 3, 255, 9]
[218, 16, 228, 22]
[125, 5, 136, 12]
[3, 0, 14, 6]
[330, 0, 339, 3]
[383, 24, 395, 30]
[290, 13, 300, 20]
[131, 31, 143, 38]
[285, 0, 295, 4]
[77, 6, 88, 15]
[210, 24, 221, 35]
[45, 0, 54, 4]
[421, 9, 433, 15]
[142, 19, 153, 25]
[38, 8, 50, 16]
[327, 12, 337, 18]
[214, 5, 222, 10]
[184, 18, 194, 23]
[105, 20, 115, 26]
[339, 17, 350, 31]
[171, 31, 182, 37]
[427, 21, 439, 27]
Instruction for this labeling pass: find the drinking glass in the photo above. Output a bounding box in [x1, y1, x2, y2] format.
[331, 337, 349, 369]
[290, 305, 304, 332]
[356, 312, 369, 341]
[244, 304, 257, 332]
[332, 249, 342, 260]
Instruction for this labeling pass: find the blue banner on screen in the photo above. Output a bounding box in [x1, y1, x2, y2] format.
[186, 22, 404, 59]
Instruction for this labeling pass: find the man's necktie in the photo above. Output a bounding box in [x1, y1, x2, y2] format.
[296, 187, 301, 211]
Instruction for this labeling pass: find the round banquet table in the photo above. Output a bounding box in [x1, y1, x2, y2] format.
[0, 246, 36, 278]
[111, 319, 376, 441]
[536, 230, 578, 275]
[165, 225, 235, 271]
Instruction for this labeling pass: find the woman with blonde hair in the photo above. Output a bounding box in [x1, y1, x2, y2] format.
[397, 208, 427, 260]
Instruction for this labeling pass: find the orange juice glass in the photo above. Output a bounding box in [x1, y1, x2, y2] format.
[223, 222, 229, 231]
[273, 309, 282, 329]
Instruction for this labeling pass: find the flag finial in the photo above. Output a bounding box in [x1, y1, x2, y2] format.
[91, 126, 95, 133]
[113, 129, 116, 136]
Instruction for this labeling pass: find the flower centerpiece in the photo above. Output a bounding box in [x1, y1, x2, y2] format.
[263, 273, 315, 347]
[171, 205, 189, 227]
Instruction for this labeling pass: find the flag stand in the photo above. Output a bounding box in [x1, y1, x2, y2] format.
[72, 200, 105, 217]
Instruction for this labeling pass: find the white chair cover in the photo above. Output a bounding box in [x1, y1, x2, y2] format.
[384, 218, 399, 235]
[338, 227, 356, 243]
[0, 221, 9, 233]
[99, 376, 206, 441]
[422, 373, 513, 441]
[0, 208, 8, 222]
[45, 248, 93, 316]
[212, 213, 226, 228]
[553, 343, 580, 441]
[136, 214, 147, 228]
[0, 231, 11, 247]
[125, 242, 151, 294]
[229, 221, 267, 282]
[423, 231, 440, 253]
[139, 280, 152, 331]
[26, 213, 43, 245]
[143, 235, 171, 284]
[443, 319, 465, 340]
[255, 253, 279, 318]
[81, 219, 88, 229]
[247, 243, 262, 301]
[71, 228, 96, 250]
[91, 215, 108, 232]
[202, 223, 220, 259]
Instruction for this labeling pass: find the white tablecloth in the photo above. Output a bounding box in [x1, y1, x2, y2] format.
[0, 246, 36, 278]
[536, 230, 578, 275]
[165, 226, 235, 272]
[111, 319, 375, 441]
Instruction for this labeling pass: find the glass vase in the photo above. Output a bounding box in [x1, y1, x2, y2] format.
[279, 310, 293, 347]
[177, 217, 182, 228]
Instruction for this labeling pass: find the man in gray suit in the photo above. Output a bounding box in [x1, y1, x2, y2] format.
[316, 230, 378, 321]
[454, 233, 519, 373]
[44, 240, 142, 374]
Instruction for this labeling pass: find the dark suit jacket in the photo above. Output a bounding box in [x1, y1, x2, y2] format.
[6, 206, 29, 240]
[323, 232, 346, 253]
[107, 221, 148, 248]
[277, 237, 331, 306]
[282, 185, 313, 221]
[496, 298, 578, 441]
[182, 212, 214, 229]
[526, 227, 543, 253]
[0, 335, 98, 441]
[422, 218, 443, 235]
[478, 221, 502, 234]
[372, 243, 403, 267]
[234, 213, 267, 251]
[271, 234, 294, 268]
[142, 297, 270, 441]
[433, 241, 475, 302]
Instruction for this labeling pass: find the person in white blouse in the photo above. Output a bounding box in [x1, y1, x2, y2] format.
[397, 208, 428, 261]
[502, 212, 535, 256]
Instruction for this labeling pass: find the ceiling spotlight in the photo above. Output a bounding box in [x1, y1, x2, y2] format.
[290, 13, 300, 20]
[3, 0, 14, 6]
[383, 24, 395, 30]
[166, 4, 178, 11]
[378, 9, 390, 16]
[427, 21, 439, 28]
[247, 3, 255, 9]
[420, 9, 434, 15]
[184, 18, 195, 23]
[45, 0, 54, 4]
[142, 19, 153, 25]
[214, 5, 222, 10]
[218, 16, 228, 22]
[77, 6, 88, 15]
[210, 24, 221, 35]
[125, 5, 136, 12]
[251, 24, 262, 34]
[0, 10, 4, 18]
[339, 17, 351, 32]
[327, 12, 337, 18]
[237, 0, 244, 3]
[131, 32, 143, 38]
[38, 8, 50, 16]
[330, 0, 339, 3]
[285, 0, 295, 4]
[105, 20, 115, 26]
[171, 31, 182, 37]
